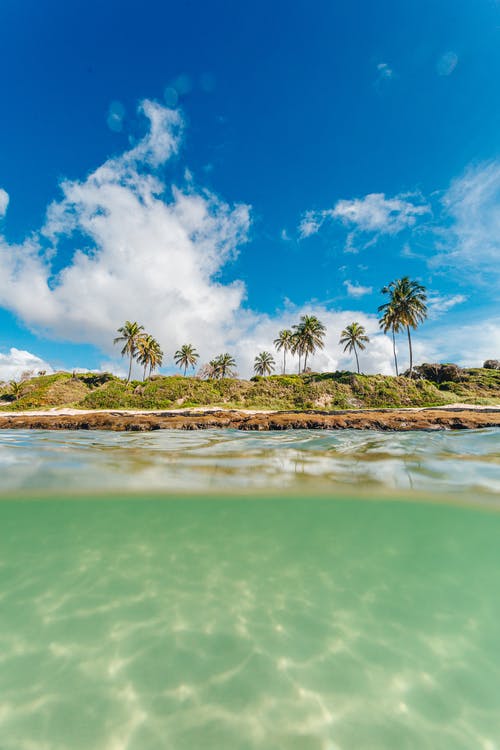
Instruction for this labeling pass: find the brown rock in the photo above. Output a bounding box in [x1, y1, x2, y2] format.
[0, 408, 499, 431]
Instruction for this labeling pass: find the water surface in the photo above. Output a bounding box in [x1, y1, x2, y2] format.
[1, 427, 499, 495]
[1, 429, 499, 749]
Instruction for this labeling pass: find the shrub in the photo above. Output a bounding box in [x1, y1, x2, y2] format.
[410, 363, 465, 384]
[483, 360, 500, 370]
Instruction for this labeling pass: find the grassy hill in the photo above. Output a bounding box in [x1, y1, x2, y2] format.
[1, 367, 499, 411]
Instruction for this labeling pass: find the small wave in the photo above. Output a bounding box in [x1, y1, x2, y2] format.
[0, 428, 498, 498]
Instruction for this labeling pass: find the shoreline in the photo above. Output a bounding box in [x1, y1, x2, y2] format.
[0, 405, 499, 431]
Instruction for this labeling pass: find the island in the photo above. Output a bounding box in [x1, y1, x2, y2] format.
[1, 367, 499, 431]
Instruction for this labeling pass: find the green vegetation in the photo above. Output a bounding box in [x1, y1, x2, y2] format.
[9, 380, 25, 400]
[339, 322, 370, 374]
[107, 279, 428, 386]
[2, 279, 496, 412]
[1, 367, 499, 412]
[273, 329, 294, 374]
[378, 277, 428, 377]
[136, 334, 163, 379]
[431, 367, 500, 404]
[0, 372, 112, 410]
[378, 297, 402, 376]
[174, 344, 199, 375]
[254, 351, 276, 376]
[291, 314, 326, 372]
[113, 321, 146, 383]
[207, 353, 237, 379]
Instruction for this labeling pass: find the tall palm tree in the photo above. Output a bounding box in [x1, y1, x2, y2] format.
[174, 344, 199, 376]
[292, 315, 327, 372]
[136, 334, 163, 379]
[148, 340, 164, 377]
[291, 330, 304, 374]
[273, 329, 294, 374]
[136, 334, 151, 380]
[339, 322, 370, 374]
[254, 351, 275, 376]
[210, 353, 237, 379]
[378, 302, 402, 376]
[379, 277, 428, 377]
[114, 321, 145, 383]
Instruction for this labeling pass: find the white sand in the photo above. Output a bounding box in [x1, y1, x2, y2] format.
[2, 404, 499, 417]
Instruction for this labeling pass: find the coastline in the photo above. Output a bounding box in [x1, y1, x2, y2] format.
[0, 405, 499, 431]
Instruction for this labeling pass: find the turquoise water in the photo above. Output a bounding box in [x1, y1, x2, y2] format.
[1, 427, 499, 495]
[1, 429, 500, 749]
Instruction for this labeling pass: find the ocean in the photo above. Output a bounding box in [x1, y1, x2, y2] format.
[1, 428, 499, 749]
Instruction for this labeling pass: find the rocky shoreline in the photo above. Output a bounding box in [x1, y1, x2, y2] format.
[0, 407, 499, 431]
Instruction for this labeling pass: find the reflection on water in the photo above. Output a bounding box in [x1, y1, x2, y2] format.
[0, 427, 499, 495]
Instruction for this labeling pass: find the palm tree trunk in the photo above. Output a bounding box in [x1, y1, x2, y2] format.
[298, 354, 302, 374]
[392, 328, 399, 376]
[283, 350, 286, 375]
[407, 326, 413, 377]
[184, 364, 187, 376]
[127, 353, 133, 383]
[304, 352, 308, 371]
[143, 363, 147, 381]
[354, 346, 360, 374]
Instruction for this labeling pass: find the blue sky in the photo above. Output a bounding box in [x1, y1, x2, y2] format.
[0, 0, 499, 378]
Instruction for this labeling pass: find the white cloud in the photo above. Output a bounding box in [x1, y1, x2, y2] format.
[0, 101, 405, 378]
[298, 210, 323, 238]
[373, 61, 398, 92]
[0, 348, 53, 382]
[436, 160, 500, 280]
[375, 62, 394, 88]
[343, 280, 373, 298]
[0, 100, 493, 380]
[0, 99, 251, 369]
[235, 304, 397, 376]
[107, 101, 125, 133]
[451, 320, 500, 367]
[300, 160, 500, 286]
[427, 293, 467, 319]
[99, 360, 128, 378]
[299, 192, 430, 246]
[0, 189, 9, 218]
[333, 193, 429, 233]
[416, 318, 500, 369]
[377, 62, 393, 78]
[436, 51, 458, 77]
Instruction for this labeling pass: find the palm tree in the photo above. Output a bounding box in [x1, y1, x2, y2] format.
[114, 321, 145, 383]
[339, 322, 370, 374]
[174, 344, 199, 376]
[291, 330, 304, 374]
[210, 353, 237, 379]
[292, 315, 327, 372]
[148, 340, 164, 377]
[254, 351, 275, 376]
[197, 362, 217, 380]
[9, 380, 24, 400]
[378, 302, 402, 376]
[136, 334, 163, 379]
[379, 277, 428, 377]
[136, 334, 153, 380]
[273, 329, 294, 374]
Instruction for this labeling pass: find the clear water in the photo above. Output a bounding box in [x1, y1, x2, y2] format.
[1, 429, 500, 750]
[0, 427, 499, 496]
